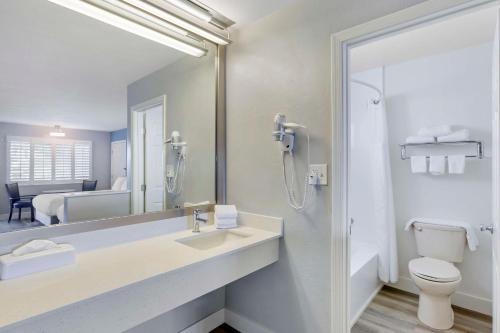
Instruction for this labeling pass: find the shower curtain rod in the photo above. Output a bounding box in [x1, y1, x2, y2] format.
[351, 79, 383, 102]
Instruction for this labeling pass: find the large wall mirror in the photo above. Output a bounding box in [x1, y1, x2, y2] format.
[0, 0, 229, 235]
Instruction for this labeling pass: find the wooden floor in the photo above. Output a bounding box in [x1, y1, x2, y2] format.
[352, 287, 492, 333]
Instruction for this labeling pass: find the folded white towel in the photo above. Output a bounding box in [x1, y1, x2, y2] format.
[417, 125, 452, 138]
[215, 205, 238, 219]
[12, 240, 59, 256]
[405, 136, 435, 144]
[410, 156, 427, 174]
[405, 217, 478, 251]
[448, 155, 466, 174]
[437, 129, 470, 142]
[184, 201, 210, 208]
[215, 216, 238, 229]
[429, 156, 445, 175]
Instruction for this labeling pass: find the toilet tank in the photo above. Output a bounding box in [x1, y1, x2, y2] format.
[413, 222, 467, 263]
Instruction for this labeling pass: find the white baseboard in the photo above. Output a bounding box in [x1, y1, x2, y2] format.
[389, 276, 492, 316]
[180, 309, 225, 333]
[350, 283, 383, 327]
[225, 309, 274, 333]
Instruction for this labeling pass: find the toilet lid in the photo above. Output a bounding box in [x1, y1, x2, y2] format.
[409, 257, 461, 282]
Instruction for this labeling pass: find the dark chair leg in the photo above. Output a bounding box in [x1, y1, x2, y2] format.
[8, 205, 13, 223]
[31, 206, 35, 222]
[18, 207, 21, 220]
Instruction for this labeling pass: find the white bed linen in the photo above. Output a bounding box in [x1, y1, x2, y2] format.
[56, 205, 65, 223]
[32, 194, 65, 216]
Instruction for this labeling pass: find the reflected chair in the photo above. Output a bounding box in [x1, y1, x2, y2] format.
[82, 180, 97, 191]
[4, 183, 35, 222]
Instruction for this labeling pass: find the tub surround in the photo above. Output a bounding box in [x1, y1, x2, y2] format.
[0, 212, 283, 332]
[350, 242, 382, 326]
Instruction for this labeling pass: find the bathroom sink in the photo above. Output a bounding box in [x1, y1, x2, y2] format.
[176, 229, 251, 250]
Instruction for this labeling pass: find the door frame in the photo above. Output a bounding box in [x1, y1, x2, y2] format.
[130, 95, 167, 214]
[330, 0, 499, 331]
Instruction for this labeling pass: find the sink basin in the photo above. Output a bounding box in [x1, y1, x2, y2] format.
[176, 229, 251, 250]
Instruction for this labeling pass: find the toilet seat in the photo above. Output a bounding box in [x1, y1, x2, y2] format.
[409, 257, 461, 283]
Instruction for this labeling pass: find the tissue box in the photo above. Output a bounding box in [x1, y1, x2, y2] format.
[0, 244, 76, 280]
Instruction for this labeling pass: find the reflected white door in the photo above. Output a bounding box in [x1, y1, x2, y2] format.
[111, 140, 126, 185]
[144, 105, 164, 212]
[492, 10, 500, 333]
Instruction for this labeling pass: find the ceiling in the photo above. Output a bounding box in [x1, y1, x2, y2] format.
[350, 7, 498, 73]
[0, 0, 185, 132]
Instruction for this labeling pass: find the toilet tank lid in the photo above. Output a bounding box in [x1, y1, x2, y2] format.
[405, 217, 478, 252]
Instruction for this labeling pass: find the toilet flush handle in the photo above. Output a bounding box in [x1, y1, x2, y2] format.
[480, 224, 494, 234]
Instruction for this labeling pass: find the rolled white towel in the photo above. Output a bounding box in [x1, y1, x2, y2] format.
[429, 156, 445, 175]
[448, 155, 466, 174]
[437, 129, 470, 143]
[417, 125, 452, 138]
[215, 205, 238, 219]
[405, 136, 435, 144]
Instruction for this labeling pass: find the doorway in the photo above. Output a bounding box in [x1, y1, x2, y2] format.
[131, 96, 167, 214]
[111, 140, 127, 185]
[331, 1, 500, 332]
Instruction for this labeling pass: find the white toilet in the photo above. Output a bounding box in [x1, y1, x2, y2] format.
[408, 221, 466, 330]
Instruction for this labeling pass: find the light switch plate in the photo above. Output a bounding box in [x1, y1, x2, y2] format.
[309, 164, 327, 185]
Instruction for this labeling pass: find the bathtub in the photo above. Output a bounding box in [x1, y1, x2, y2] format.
[350, 241, 382, 326]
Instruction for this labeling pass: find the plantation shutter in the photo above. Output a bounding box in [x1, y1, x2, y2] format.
[33, 143, 52, 181]
[74, 142, 92, 180]
[8, 140, 31, 182]
[55, 143, 73, 180]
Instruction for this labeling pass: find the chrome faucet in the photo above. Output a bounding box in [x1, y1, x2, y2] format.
[193, 209, 208, 233]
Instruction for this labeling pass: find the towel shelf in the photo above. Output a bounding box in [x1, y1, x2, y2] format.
[399, 140, 483, 160]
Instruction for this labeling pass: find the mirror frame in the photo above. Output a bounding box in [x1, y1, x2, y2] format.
[0, 45, 226, 249]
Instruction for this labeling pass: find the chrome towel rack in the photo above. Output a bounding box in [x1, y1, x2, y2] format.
[399, 140, 483, 160]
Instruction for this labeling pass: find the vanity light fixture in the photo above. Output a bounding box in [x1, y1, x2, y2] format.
[122, 0, 231, 45]
[50, 125, 66, 137]
[163, 0, 212, 22]
[47, 0, 208, 57]
[105, 0, 191, 37]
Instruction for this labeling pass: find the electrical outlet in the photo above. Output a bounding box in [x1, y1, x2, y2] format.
[166, 165, 175, 178]
[309, 164, 327, 185]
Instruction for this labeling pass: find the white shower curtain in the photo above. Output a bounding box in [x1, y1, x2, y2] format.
[368, 98, 399, 283]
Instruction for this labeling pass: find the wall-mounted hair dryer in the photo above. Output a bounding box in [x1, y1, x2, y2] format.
[273, 113, 310, 211]
[165, 130, 187, 195]
[272, 113, 306, 152]
[165, 130, 187, 150]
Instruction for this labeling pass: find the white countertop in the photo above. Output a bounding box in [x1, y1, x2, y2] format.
[0, 212, 282, 330]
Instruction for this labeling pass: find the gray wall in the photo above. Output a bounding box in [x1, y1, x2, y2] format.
[127, 44, 216, 209]
[224, 0, 427, 332]
[0, 122, 111, 214]
[125, 288, 225, 333]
